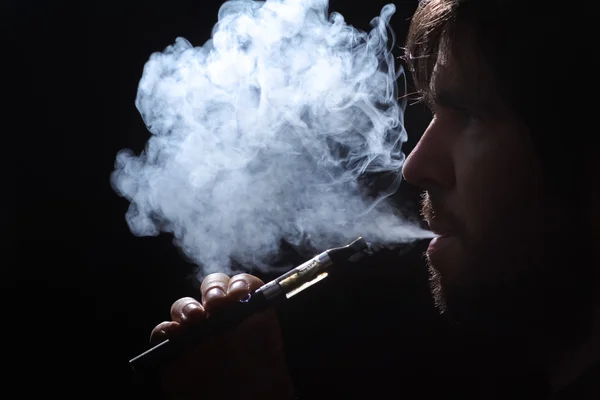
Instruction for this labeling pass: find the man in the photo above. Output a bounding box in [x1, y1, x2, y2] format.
[147, 0, 600, 398]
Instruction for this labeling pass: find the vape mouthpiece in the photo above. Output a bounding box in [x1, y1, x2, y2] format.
[129, 236, 371, 374]
[326, 237, 371, 263]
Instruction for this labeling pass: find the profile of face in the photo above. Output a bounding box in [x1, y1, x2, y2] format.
[402, 36, 556, 335]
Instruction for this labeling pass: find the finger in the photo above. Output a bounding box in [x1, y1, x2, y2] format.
[170, 297, 206, 324]
[200, 273, 231, 312]
[227, 273, 265, 301]
[150, 321, 182, 345]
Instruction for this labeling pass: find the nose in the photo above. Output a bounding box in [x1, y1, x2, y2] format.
[402, 117, 455, 191]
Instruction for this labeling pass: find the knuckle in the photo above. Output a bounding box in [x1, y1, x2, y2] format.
[170, 297, 197, 315]
[153, 321, 170, 332]
[231, 273, 254, 281]
[150, 322, 171, 343]
[235, 273, 264, 288]
[202, 272, 229, 287]
[201, 273, 230, 290]
[203, 272, 229, 283]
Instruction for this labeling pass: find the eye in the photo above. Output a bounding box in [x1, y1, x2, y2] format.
[430, 105, 481, 132]
[456, 106, 474, 118]
[448, 104, 480, 121]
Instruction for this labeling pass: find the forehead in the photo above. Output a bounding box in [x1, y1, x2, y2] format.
[429, 32, 503, 110]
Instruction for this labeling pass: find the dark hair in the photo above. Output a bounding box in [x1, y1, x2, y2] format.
[405, 0, 566, 122]
[403, 0, 597, 198]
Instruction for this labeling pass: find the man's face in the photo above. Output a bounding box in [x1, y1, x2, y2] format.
[402, 41, 548, 332]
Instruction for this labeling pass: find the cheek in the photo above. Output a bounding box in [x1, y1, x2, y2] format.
[453, 122, 540, 238]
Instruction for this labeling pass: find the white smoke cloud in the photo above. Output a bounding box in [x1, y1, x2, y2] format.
[111, 0, 432, 277]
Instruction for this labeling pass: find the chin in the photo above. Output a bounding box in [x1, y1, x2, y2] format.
[427, 261, 448, 315]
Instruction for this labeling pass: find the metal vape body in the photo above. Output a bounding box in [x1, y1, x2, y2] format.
[257, 251, 332, 301]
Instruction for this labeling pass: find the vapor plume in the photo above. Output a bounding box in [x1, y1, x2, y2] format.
[111, 0, 433, 277]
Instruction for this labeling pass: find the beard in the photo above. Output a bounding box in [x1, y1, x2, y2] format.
[421, 191, 598, 354]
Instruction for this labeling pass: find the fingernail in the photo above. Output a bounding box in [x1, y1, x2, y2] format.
[229, 280, 249, 292]
[205, 287, 225, 300]
[150, 330, 167, 345]
[182, 302, 201, 315]
[229, 280, 250, 301]
[181, 302, 203, 322]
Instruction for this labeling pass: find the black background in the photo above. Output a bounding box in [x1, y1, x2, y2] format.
[7, 1, 466, 398]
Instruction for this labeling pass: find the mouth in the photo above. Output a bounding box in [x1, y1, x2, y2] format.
[427, 220, 454, 237]
[427, 235, 456, 255]
[425, 220, 458, 258]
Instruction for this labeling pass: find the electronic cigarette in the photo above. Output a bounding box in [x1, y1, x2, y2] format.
[129, 236, 372, 374]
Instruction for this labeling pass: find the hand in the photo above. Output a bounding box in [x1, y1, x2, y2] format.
[150, 273, 296, 400]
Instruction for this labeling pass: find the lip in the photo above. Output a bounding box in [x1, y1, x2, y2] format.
[426, 220, 454, 237]
[425, 219, 458, 259]
[426, 234, 459, 260]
